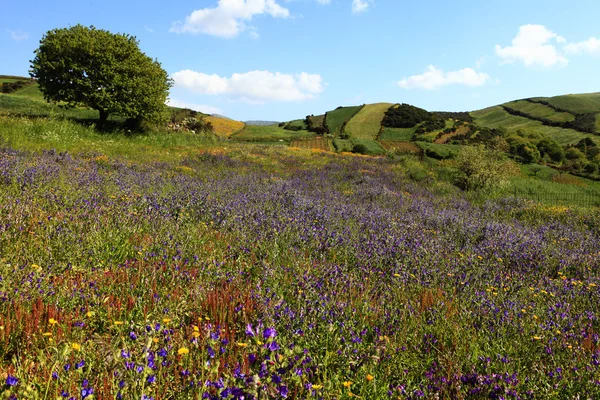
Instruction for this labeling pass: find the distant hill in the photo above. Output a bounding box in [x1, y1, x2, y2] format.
[244, 120, 280, 126]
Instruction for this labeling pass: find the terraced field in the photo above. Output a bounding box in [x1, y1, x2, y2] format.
[379, 140, 421, 154]
[471, 106, 599, 145]
[325, 105, 363, 136]
[232, 124, 313, 142]
[344, 103, 392, 140]
[379, 126, 417, 141]
[290, 137, 333, 151]
[504, 100, 575, 123]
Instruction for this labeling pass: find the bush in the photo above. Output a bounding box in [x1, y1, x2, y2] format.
[537, 139, 565, 163]
[382, 103, 430, 128]
[352, 144, 369, 154]
[515, 143, 541, 164]
[453, 145, 517, 191]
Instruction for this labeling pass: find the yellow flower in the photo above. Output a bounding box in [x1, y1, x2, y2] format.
[236, 342, 248, 348]
[49, 318, 58, 325]
[32, 264, 41, 270]
[72, 343, 81, 351]
[42, 332, 52, 337]
[152, 338, 159, 343]
[192, 332, 201, 338]
[163, 318, 171, 324]
[114, 321, 123, 326]
[343, 381, 353, 388]
[366, 374, 374, 381]
[86, 311, 95, 318]
[178, 347, 189, 355]
[393, 273, 400, 277]
[533, 336, 542, 340]
[312, 385, 322, 390]
[193, 325, 200, 332]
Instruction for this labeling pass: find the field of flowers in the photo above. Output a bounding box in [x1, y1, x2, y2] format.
[1, 143, 600, 399]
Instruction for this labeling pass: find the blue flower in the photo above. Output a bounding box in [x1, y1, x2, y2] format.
[5, 375, 18, 386]
[75, 360, 85, 369]
[81, 387, 94, 399]
[121, 349, 130, 358]
[245, 324, 255, 337]
[129, 331, 137, 341]
[267, 341, 279, 352]
[147, 375, 156, 384]
[263, 327, 276, 339]
[278, 385, 289, 398]
[207, 346, 215, 358]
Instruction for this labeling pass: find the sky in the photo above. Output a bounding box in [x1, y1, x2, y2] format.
[2, 0, 600, 121]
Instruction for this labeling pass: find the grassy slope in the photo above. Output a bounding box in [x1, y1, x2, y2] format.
[344, 103, 392, 140]
[232, 124, 313, 142]
[205, 116, 245, 138]
[534, 93, 600, 114]
[471, 106, 599, 145]
[379, 126, 418, 141]
[325, 106, 363, 136]
[504, 100, 574, 123]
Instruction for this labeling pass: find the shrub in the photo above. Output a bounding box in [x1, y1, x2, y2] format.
[352, 144, 369, 154]
[382, 103, 430, 128]
[453, 145, 517, 191]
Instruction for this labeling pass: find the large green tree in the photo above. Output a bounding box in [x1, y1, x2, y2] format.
[30, 25, 172, 129]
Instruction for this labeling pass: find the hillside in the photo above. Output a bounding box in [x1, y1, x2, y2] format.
[3, 76, 600, 178]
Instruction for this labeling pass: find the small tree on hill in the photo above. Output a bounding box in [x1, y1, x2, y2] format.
[30, 25, 172, 130]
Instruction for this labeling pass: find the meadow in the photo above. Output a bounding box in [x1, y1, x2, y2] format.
[3, 81, 600, 399]
[2, 116, 600, 399]
[324, 106, 363, 137]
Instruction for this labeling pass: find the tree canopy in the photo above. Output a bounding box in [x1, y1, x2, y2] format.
[30, 25, 172, 129]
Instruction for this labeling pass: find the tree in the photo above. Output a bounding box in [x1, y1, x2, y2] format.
[30, 25, 172, 129]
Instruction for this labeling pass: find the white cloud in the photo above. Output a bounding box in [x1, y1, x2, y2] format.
[352, 0, 372, 14]
[144, 26, 154, 33]
[397, 65, 491, 90]
[170, 0, 289, 38]
[171, 69, 324, 103]
[166, 98, 224, 115]
[565, 37, 600, 56]
[495, 24, 568, 68]
[7, 29, 28, 41]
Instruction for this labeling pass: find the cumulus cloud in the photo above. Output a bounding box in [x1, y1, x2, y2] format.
[166, 98, 224, 115]
[170, 0, 289, 38]
[171, 69, 324, 103]
[495, 24, 568, 68]
[7, 29, 29, 41]
[565, 37, 600, 56]
[352, 0, 372, 14]
[397, 65, 491, 90]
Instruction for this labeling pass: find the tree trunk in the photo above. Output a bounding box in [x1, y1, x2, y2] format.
[98, 109, 109, 130]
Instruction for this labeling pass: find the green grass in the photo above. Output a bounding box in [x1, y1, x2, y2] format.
[379, 126, 418, 141]
[595, 114, 600, 133]
[0, 93, 106, 121]
[12, 83, 44, 100]
[416, 141, 462, 159]
[0, 78, 22, 84]
[344, 103, 392, 140]
[332, 138, 353, 152]
[505, 100, 575, 123]
[0, 116, 221, 163]
[533, 93, 600, 114]
[325, 106, 363, 136]
[232, 124, 314, 142]
[471, 106, 599, 146]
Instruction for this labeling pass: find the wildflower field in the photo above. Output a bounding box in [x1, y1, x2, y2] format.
[1, 139, 600, 399]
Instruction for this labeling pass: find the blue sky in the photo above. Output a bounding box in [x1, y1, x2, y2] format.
[2, 0, 600, 121]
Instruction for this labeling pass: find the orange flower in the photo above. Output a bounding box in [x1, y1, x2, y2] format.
[366, 374, 374, 381]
